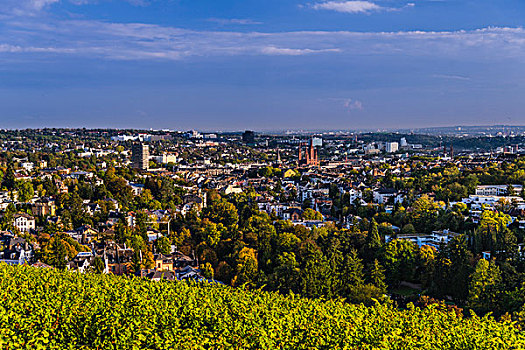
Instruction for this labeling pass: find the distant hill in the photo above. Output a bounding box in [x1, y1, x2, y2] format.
[0, 264, 522, 349]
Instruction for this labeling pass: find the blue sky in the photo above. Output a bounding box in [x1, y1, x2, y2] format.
[0, 0, 524, 131]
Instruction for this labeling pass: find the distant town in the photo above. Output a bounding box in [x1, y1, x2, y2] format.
[2, 127, 525, 317]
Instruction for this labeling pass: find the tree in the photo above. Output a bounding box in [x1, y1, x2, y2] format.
[301, 208, 323, 221]
[203, 201, 239, 228]
[369, 259, 387, 294]
[462, 174, 479, 194]
[198, 219, 223, 248]
[300, 243, 331, 298]
[419, 245, 436, 288]
[46, 236, 68, 269]
[17, 181, 34, 203]
[114, 216, 132, 244]
[232, 247, 258, 288]
[381, 239, 418, 286]
[269, 252, 300, 294]
[340, 250, 365, 301]
[2, 166, 15, 190]
[365, 219, 382, 251]
[476, 210, 512, 253]
[130, 250, 144, 273]
[468, 259, 502, 315]
[408, 195, 440, 233]
[155, 236, 171, 255]
[0, 203, 15, 231]
[172, 227, 191, 249]
[39, 233, 88, 269]
[401, 224, 416, 235]
[431, 236, 473, 301]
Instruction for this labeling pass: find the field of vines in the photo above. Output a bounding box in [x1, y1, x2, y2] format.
[0, 264, 524, 350]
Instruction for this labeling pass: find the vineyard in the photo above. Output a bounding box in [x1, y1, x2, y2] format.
[0, 264, 523, 349]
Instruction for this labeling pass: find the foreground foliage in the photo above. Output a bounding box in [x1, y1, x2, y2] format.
[0, 265, 523, 349]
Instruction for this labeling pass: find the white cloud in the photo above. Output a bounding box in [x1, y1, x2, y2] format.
[432, 74, 471, 81]
[312, 1, 381, 14]
[261, 46, 341, 55]
[2, 0, 151, 16]
[207, 18, 263, 25]
[0, 43, 76, 53]
[30, 0, 60, 10]
[323, 97, 364, 111]
[343, 99, 364, 110]
[3, 0, 60, 15]
[311, 1, 416, 14]
[1, 20, 524, 61]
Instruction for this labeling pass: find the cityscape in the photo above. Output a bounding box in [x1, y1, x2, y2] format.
[1, 0, 525, 348]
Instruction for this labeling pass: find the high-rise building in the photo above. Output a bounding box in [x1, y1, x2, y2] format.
[242, 130, 255, 144]
[385, 142, 399, 153]
[132, 143, 149, 170]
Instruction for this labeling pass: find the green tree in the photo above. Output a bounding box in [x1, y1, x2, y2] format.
[301, 208, 323, 221]
[199, 220, 224, 248]
[369, 259, 387, 294]
[408, 195, 440, 233]
[155, 236, 172, 255]
[431, 236, 473, 301]
[17, 181, 34, 203]
[468, 259, 502, 315]
[381, 239, 418, 286]
[269, 252, 300, 294]
[401, 224, 416, 235]
[340, 250, 365, 300]
[203, 201, 239, 228]
[232, 247, 259, 288]
[2, 166, 15, 190]
[300, 244, 331, 298]
[365, 219, 382, 251]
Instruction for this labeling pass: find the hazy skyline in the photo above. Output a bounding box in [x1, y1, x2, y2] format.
[1, 0, 524, 130]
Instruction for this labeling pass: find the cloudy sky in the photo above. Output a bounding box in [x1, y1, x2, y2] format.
[0, 0, 524, 130]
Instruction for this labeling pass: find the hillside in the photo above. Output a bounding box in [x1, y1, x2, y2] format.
[0, 265, 523, 350]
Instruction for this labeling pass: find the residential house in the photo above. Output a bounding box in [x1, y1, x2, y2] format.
[13, 213, 36, 233]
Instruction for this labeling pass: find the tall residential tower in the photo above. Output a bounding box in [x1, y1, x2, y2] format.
[132, 143, 149, 170]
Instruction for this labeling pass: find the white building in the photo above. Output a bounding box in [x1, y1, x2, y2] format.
[111, 135, 138, 142]
[373, 188, 403, 204]
[21, 162, 34, 172]
[463, 195, 524, 208]
[385, 230, 458, 250]
[475, 185, 522, 196]
[385, 142, 399, 153]
[14, 214, 36, 233]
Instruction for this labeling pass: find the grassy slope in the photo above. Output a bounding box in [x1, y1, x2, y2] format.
[0, 264, 523, 350]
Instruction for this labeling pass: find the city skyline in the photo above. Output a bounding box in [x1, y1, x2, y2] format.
[1, 0, 524, 130]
